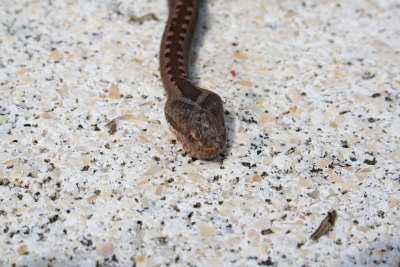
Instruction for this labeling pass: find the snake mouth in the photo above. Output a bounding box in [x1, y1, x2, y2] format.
[188, 134, 219, 150]
[183, 131, 225, 159]
[169, 126, 226, 160]
[189, 144, 223, 159]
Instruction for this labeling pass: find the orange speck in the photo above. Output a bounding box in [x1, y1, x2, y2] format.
[136, 255, 145, 263]
[231, 70, 237, 77]
[289, 106, 297, 113]
[108, 84, 120, 100]
[334, 71, 345, 77]
[132, 57, 143, 64]
[299, 215, 306, 220]
[237, 80, 253, 87]
[374, 249, 384, 258]
[139, 134, 149, 142]
[234, 51, 248, 60]
[284, 11, 296, 18]
[22, 76, 34, 83]
[49, 50, 61, 60]
[329, 121, 338, 129]
[258, 113, 275, 124]
[17, 69, 27, 76]
[138, 180, 148, 186]
[16, 245, 28, 255]
[41, 112, 52, 119]
[252, 174, 262, 183]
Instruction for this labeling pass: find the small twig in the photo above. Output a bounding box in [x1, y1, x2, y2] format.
[7, 18, 16, 35]
[107, 121, 117, 135]
[310, 210, 337, 241]
[105, 115, 160, 134]
[128, 13, 159, 24]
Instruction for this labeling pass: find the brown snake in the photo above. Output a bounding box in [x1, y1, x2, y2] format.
[160, 0, 226, 159]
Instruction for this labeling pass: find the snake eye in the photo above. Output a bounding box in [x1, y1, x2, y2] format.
[188, 134, 193, 141]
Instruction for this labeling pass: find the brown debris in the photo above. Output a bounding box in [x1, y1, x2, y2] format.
[105, 119, 117, 135]
[310, 210, 337, 241]
[129, 13, 158, 24]
[108, 122, 117, 135]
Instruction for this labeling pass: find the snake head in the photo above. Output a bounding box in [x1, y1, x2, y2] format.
[186, 109, 226, 159]
[165, 96, 226, 160]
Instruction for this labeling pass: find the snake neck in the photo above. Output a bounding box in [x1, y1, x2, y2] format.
[160, 0, 199, 98]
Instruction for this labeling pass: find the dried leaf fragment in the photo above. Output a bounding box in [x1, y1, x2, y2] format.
[310, 210, 337, 241]
[105, 119, 117, 135]
[109, 122, 117, 135]
[129, 13, 158, 24]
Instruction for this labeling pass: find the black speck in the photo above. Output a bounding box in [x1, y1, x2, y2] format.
[80, 237, 93, 247]
[81, 165, 90, 171]
[371, 93, 381, 98]
[259, 257, 274, 266]
[272, 185, 283, 191]
[310, 167, 322, 173]
[261, 229, 273, 235]
[188, 211, 193, 219]
[362, 73, 375, 80]
[364, 157, 376, 165]
[341, 140, 349, 148]
[49, 214, 59, 223]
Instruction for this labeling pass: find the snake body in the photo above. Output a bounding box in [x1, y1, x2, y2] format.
[160, 0, 226, 159]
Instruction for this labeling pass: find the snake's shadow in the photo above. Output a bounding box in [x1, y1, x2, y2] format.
[191, 0, 234, 161]
[190, 0, 209, 88]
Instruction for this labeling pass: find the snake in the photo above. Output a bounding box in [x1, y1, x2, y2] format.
[159, 0, 226, 159]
